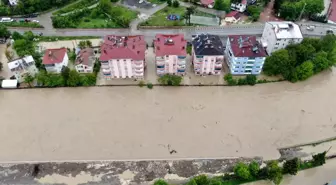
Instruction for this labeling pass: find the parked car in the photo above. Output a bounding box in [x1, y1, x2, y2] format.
[32, 20, 39, 23]
[306, 25, 315, 31]
[327, 29, 334, 35]
[29, 13, 38, 18]
[0, 17, 13, 22]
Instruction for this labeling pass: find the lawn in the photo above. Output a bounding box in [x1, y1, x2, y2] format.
[53, 0, 99, 15]
[38, 36, 100, 42]
[140, 6, 216, 26]
[3, 22, 43, 28]
[147, 0, 166, 4]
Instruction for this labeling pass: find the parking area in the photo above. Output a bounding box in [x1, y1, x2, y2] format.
[121, 0, 157, 9]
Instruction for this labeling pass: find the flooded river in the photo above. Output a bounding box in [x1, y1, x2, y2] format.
[0, 69, 336, 162]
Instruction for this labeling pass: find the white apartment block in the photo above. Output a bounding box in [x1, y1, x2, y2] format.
[154, 34, 187, 76]
[261, 21, 303, 54]
[8, 55, 38, 83]
[99, 35, 146, 79]
[191, 34, 224, 75]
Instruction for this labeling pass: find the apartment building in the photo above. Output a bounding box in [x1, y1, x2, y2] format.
[153, 34, 187, 76]
[99, 35, 146, 79]
[225, 35, 267, 75]
[191, 34, 224, 75]
[8, 55, 38, 83]
[261, 21, 303, 54]
[43, 48, 69, 73]
[75, 48, 95, 73]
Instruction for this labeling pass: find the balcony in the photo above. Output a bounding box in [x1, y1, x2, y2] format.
[177, 65, 186, 70]
[102, 69, 112, 76]
[156, 60, 165, 66]
[178, 60, 186, 65]
[214, 67, 222, 71]
[177, 69, 185, 73]
[215, 63, 222, 68]
[157, 69, 165, 75]
[133, 60, 143, 65]
[135, 68, 143, 73]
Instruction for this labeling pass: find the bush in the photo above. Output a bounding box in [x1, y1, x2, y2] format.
[234, 162, 252, 180]
[248, 161, 260, 177]
[147, 82, 153, 89]
[245, 74, 257, 85]
[312, 151, 326, 166]
[283, 158, 299, 175]
[265, 161, 283, 185]
[237, 78, 247, 85]
[167, 0, 172, 6]
[158, 74, 182, 86]
[153, 179, 168, 185]
[138, 80, 145, 87]
[172, 0, 180, 7]
[194, 175, 209, 185]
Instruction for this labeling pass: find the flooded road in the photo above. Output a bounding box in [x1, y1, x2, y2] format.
[0, 69, 336, 162]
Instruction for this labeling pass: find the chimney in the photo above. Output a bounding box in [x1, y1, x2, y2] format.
[48, 50, 52, 56]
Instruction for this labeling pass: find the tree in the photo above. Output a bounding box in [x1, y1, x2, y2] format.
[265, 161, 283, 185]
[24, 73, 35, 87]
[214, 0, 229, 11]
[184, 6, 196, 25]
[263, 49, 291, 78]
[153, 179, 168, 185]
[194, 175, 209, 185]
[12, 31, 23, 40]
[147, 82, 153, 89]
[283, 158, 299, 175]
[248, 161, 260, 177]
[98, 0, 113, 13]
[234, 162, 251, 180]
[23, 31, 35, 41]
[209, 178, 223, 185]
[312, 151, 326, 166]
[312, 51, 330, 73]
[61, 66, 70, 84]
[0, 24, 10, 38]
[186, 179, 197, 185]
[158, 74, 182, 86]
[67, 70, 80, 86]
[245, 75, 257, 86]
[296, 60, 314, 81]
[172, 0, 180, 7]
[78, 40, 92, 49]
[304, 0, 324, 16]
[247, 5, 261, 21]
[167, 0, 172, 6]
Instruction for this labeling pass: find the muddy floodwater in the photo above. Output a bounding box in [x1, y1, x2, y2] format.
[0, 69, 336, 162]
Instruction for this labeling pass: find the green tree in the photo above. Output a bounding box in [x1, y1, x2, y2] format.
[158, 74, 182, 86]
[214, 0, 229, 11]
[247, 5, 261, 21]
[248, 161, 260, 177]
[12, 31, 23, 40]
[0, 62, 3, 71]
[0, 24, 10, 38]
[234, 162, 252, 180]
[23, 31, 35, 41]
[194, 175, 209, 185]
[245, 75, 257, 86]
[312, 151, 326, 166]
[304, 0, 324, 16]
[209, 178, 223, 185]
[312, 51, 330, 73]
[24, 73, 35, 87]
[296, 60, 314, 81]
[184, 6, 196, 25]
[154, 179, 168, 185]
[186, 179, 197, 185]
[98, 0, 112, 13]
[283, 158, 299, 175]
[172, 0, 180, 7]
[67, 70, 81, 86]
[147, 82, 153, 89]
[61, 66, 71, 84]
[263, 49, 291, 77]
[167, 0, 172, 6]
[265, 161, 283, 185]
[78, 40, 93, 49]
[224, 73, 237, 86]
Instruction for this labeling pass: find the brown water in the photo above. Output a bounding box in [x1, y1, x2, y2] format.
[0, 69, 336, 162]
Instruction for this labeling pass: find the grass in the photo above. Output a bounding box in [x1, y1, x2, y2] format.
[147, 0, 166, 4]
[140, 6, 216, 26]
[53, 0, 98, 15]
[3, 22, 43, 28]
[76, 6, 137, 28]
[38, 36, 100, 42]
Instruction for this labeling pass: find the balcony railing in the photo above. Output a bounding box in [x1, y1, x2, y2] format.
[178, 60, 186, 65]
[135, 68, 143, 73]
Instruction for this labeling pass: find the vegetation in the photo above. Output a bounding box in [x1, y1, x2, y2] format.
[283, 158, 299, 175]
[52, 0, 137, 28]
[24, 74, 35, 87]
[0, 61, 3, 71]
[78, 40, 93, 49]
[274, 0, 324, 21]
[2, 22, 43, 28]
[172, 0, 180, 7]
[224, 74, 257, 86]
[247, 5, 261, 21]
[158, 74, 183, 86]
[0, 0, 77, 16]
[0, 24, 10, 38]
[312, 151, 326, 166]
[138, 80, 145, 87]
[38, 36, 100, 42]
[265, 161, 283, 185]
[184, 6, 196, 26]
[248, 161, 260, 178]
[153, 179, 168, 185]
[214, 0, 230, 11]
[234, 162, 252, 180]
[147, 82, 154, 89]
[53, 0, 99, 15]
[263, 35, 336, 82]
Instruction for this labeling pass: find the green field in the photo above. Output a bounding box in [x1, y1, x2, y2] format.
[3, 22, 43, 28]
[53, 0, 99, 15]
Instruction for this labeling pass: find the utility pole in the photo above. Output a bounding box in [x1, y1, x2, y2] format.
[297, 2, 307, 21]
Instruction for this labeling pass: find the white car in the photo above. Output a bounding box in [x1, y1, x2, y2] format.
[306, 25, 315, 31]
[32, 20, 39, 23]
[0, 17, 13, 22]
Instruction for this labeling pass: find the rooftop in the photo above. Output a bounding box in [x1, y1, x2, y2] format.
[201, 0, 214, 5]
[266, 21, 303, 39]
[225, 11, 240, 19]
[154, 34, 187, 57]
[43, 48, 67, 65]
[8, 55, 34, 70]
[228, 35, 267, 57]
[329, 0, 336, 23]
[191, 34, 224, 56]
[75, 48, 95, 67]
[100, 35, 146, 61]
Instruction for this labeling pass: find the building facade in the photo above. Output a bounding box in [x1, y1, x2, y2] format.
[8, 55, 38, 83]
[75, 48, 96, 73]
[43, 48, 69, 73]
[154, 34, 187, 76]
[191, 34, 224, 75]
[261, 22, 303, 54]
[225, 35, 267, 75]
[99, 35, 146, 79]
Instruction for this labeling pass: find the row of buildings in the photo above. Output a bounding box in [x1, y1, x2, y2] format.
[7, 21, 303, 82]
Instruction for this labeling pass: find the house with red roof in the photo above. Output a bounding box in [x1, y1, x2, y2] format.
[99, 35, 146, 79]
[225, 35, 267, 75]
[75, 48, 96, 73]
[43, 48, 68, 73]
[153, 34, 187, 76]
[224, 11, 241, 23]
[200, 0, 214, 8]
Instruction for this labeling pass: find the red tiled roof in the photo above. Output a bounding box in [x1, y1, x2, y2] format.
[329, 0, 336, 22]
[75, 48, 95, 66]
[241, 0, 247, 5]
[225, 11, 240, 19]
[154, 34, 187, 57]
[201, 0, 214, 5]
[228, 35, 267, 57]
[99, 35, 146, 61]
[43, 48, 67, 65]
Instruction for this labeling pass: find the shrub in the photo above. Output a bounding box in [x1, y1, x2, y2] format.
[172, 0, 180, 7]
[153, 179, 168, 185]
[283, 158, 299, 175]
[194, 175, 209, 185]
[312, 151, 326, 166]
[158, 74, 182, 86]
[245, 74, 257, 85]
[167, 0, 172, 6]
[234, 162, 252, 180]
[138, 80, 145, 87]
[237, 78, 247, 85]
[147, 82, 153, 89]
[265, 161, 283, 185]
[248, 161, 260, 177]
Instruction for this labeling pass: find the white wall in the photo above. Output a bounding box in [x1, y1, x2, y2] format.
[103, 59, 144, 79]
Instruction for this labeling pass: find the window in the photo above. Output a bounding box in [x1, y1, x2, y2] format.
[234, 70, 238, 72]
[275, 43, 279, 45]
[274, 47, 278, 50]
